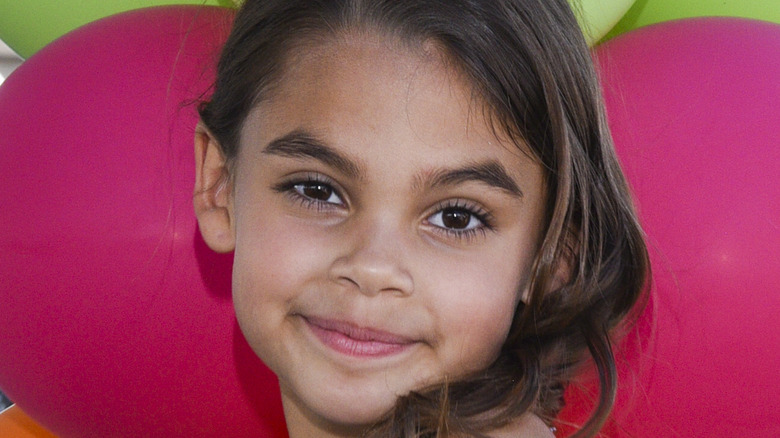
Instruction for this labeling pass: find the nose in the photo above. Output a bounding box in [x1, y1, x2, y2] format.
[328, 223, 414, 297]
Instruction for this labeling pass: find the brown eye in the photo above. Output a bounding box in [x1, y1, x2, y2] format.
[441, 208, 472, 229]
[301, 183, 332, 200]
[293, 181, 342, 205]
[428, 206, 483, 231]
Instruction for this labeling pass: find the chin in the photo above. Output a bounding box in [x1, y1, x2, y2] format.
[316, 391, 398, 425]
[284, 380, 405, 433]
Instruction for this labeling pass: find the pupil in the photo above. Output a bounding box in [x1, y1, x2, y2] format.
[442, 208, 470, 229]
[303, 184, 331, 201]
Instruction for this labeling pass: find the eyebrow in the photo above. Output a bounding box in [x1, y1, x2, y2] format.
[424, 161, 523, 198]
[261, 130, 364, 179]
[262, 129, 522, 197]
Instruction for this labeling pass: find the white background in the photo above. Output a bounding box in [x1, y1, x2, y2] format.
[0, 38, 23, 85]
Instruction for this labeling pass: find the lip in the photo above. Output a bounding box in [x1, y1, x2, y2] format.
[302, 315, 416, 358]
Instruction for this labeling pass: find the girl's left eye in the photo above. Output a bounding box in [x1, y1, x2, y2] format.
[425, 202, 493, 240]
[428, 207, 483, 231]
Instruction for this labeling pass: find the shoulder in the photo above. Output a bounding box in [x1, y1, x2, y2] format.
[487, 413, 555, 438]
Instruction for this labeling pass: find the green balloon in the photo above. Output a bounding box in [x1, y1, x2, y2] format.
[606, 0, 780, 41]
[568, 0, 636, 45]
[0, 1, 238, 58]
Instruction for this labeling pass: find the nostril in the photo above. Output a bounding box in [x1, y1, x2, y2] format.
[328, 252, 414, 297]
[337, 275, 361, 290]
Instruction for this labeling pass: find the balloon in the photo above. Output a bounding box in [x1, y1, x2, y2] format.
[0, 406, 56, 438]
[568, 0, 636, 45]
[0, 6, 286, 437]
[605, 0, 780, 41]
[560, 18, 780, 436]
[0, 0, 239, 58]
[0, 0, 629, 58]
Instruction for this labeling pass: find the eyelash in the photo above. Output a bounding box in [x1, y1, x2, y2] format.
[425, 199, 495, 242]
[272, 174, 495, 241]
[272, 173, 346, 212]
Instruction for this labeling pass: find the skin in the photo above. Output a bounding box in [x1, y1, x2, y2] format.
[195, 33, 552, 437]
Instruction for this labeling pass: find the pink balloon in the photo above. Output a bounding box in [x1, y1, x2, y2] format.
[560, 18, 779, 437]
[0, 6, 286, 437]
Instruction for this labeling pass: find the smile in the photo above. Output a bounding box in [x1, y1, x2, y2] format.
[302, 315, 416, 358]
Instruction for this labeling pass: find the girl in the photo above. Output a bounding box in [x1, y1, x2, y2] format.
[193, 0, 649, 436]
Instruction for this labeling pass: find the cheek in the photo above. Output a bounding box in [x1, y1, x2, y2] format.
[427, 253, 526, 373]
[230, 204, 332, 336]
[449, 299, 515, 354]
[425, 219, 543, 371]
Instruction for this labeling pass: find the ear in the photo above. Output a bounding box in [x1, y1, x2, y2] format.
[193, 122, 235, 253]
[544, 229, 578, 295]
[520, 230, 576, 304]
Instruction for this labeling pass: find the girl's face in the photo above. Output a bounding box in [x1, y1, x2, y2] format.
[205, 35, 546, 435]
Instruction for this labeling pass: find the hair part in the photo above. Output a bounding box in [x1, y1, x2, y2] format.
[199, 0, 650, 436]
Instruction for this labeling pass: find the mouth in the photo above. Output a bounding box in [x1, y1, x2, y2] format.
[301, 315, 416, 358]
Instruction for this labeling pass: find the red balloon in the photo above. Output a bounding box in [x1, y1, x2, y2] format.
[0, 6, 286, 437]
[561, 18, 780, 437]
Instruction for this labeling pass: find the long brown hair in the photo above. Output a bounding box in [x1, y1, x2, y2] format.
[199, 0, 650, 436]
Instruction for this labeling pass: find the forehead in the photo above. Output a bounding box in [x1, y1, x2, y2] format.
[240, 33, 534, 178]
